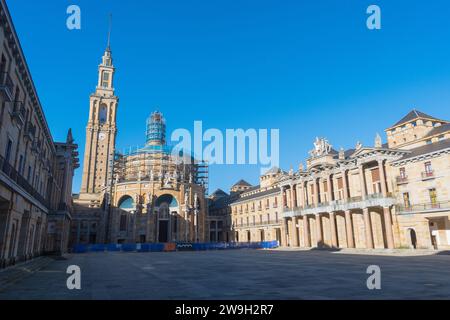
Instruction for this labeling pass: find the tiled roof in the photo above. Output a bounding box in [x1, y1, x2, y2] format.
[208, 192, 240, 211]
[210, 189, 228, 198]
[397, 139, 450, 161]
[391, 109, 444, 128]
[424, 123, 450, 139]
[231, 179, 252, 188]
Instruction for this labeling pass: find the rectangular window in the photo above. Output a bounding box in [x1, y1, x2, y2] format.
[400, 167, 406, 178]
[403, 192, 410, 208]
[429, 188, 437, 206]
[425, 162, 433, 174]
[5, 138, 12, 163]
[18, 155, 23, 175]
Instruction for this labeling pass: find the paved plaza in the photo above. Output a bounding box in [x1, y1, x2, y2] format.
[1, 249, 450, 300]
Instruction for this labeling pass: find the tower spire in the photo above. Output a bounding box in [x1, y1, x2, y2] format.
[107, 13, 112, 50]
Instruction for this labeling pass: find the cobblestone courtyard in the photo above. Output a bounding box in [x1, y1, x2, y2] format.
[1, 250, 450, 300]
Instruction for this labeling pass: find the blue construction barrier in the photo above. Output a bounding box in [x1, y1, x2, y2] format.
[122, 244, 137, 252]
[90, 244, 106, 252]
[72, 241, 279, 253]
[107, 244, 121, 252]
[72, 244, 88, 253]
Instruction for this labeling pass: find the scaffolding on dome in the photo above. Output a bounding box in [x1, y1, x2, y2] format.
[146, 111, 166, 146]
[109, 110, 209, 192]
[112, 145, 208, 192]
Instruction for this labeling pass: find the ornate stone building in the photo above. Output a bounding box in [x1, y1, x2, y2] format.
[72, 44, 208, 245]
[230, 171, 286, 244]
[230, 110, 450, 250]
[388, 111, 450, 249]
[0, 0, 79, 268]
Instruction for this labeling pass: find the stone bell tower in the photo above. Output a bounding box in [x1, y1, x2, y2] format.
[80, 41, 119, 195]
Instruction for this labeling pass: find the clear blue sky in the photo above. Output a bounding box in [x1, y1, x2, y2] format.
[7, 0, 450, 194]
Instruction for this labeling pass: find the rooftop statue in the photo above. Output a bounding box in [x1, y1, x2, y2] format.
[309, 137, 332, 158]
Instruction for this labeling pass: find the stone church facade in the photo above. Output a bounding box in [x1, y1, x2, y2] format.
[72, 45, 207, 245]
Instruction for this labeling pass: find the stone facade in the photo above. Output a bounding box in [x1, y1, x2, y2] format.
[0, 0, 79, 268]
[229, 171, 285, 244]
[72, 47, 208, 245]
[230, 110, 450, 251]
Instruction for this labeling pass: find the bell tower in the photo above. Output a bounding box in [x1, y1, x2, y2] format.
[80, 41, 118, 195]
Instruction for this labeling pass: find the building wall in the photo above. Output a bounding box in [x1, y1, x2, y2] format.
[0, 0, 78, 268]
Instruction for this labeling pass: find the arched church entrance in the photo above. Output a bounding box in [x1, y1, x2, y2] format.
[155, 194, 179, 243]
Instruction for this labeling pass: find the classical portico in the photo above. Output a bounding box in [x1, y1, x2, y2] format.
[281, 137, 407, 250]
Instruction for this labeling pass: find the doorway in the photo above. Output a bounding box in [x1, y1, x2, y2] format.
[159, 220, 169, 243]
[408, 228, 417, 249]
[275, 228, 282, 245]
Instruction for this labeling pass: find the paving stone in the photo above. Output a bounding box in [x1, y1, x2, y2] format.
[0, 250, 449, 300]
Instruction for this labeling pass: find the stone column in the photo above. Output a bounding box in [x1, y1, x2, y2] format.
[194, 210, 198, 243]
[378, 159, 388, 197]
[312, 182, 319, 206]
[280, 186, 285, 208]
[303, 215, 311, 247]
[363, 208, 374, 249]
[290, 217, 299, 247]
[315, 214, 323, 247]
[329, 212, 338, 248]
[359, 165, 367, 198]
[290, 184, 295, 209]
[345, 210, 355, 248]
[383, 207, 395, 249]
[292, 184, 298, 208]
[342, 170, 349, 200]
[327, 175, 333, 203]
[300, 182, 305, 208]
[282, 218, 289, 246]
[184, 207, 189, 242]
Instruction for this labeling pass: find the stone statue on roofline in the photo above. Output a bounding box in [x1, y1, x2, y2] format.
[299, 163, 304, 172]
[374, 133, 382, 148]
[339, 147, 345, 160]
[355, 141, 363, 150]
[309, 137, 332, 158]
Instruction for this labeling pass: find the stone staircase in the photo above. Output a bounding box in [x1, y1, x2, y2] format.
[0, 256, 54, 292]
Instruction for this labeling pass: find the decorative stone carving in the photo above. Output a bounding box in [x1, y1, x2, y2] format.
[309, 137, 332, 158]
[375, 133, 382, 148]
[339, 147, 345, 160]
[184, 191, 189, 207]
[150, 169, 154, 181]
[163, 172, 173, 188]
[355, 141, 363, 150]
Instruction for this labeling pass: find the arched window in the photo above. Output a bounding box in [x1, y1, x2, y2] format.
[155, 194, 178, 208]
[118, 196, 134, 210]
[99, 104, 107, 124]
